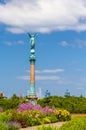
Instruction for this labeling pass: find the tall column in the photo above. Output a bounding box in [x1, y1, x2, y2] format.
[27, 33, 38, 105]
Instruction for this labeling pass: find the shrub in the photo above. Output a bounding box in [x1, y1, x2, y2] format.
[0, 112, 11, 122]
[7, 121, 21, 130]
[47, 113, 58, 123]
[25, 110, 44, 126]
[0, 121, 9, 130]
[55, 109, 71, 121]
[13, 111, 28, 128]
[4, 109, 26, 128]
[0, 107, 3, 113]
[42, 117, 51, 124]
[12, 110, 44, 127]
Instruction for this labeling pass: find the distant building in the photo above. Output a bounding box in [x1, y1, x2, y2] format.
[0, 92, 3, 97]
[37, 88, 43, 99]
[64, 89, 70, 97]
[45, 90, 51, 97]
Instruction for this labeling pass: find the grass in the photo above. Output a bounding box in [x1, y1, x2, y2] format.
[37, 125, 58, 130]
[72, 114, 86, 117]
[37, 115, 86, 130]
[59, 116, 86, 130]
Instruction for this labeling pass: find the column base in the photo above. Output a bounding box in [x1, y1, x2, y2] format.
[27, 95, 38, 99]
[27, 95, 38, 105]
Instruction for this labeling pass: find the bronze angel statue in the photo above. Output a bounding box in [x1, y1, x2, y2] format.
[27, 33, 38, 49]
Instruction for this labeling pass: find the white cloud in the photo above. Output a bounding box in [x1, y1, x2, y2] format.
[75, 68, 83, 72]
[21, 68, 64, 83]
[26, 69, 64, 73]
[4, 40, 25, 46]
[60, 39, 86, 48]
[75, 39, 86, 48]
[17, 40, 25, 45]
[4, 41, 13, 46]
[17, 75, 61, 80]
[0, 0, 86, 33]
[6, 27, 24, 33]
[35, 69, 64, 73]
[36, 76, 61, 80]
[60, 41, 69, 47]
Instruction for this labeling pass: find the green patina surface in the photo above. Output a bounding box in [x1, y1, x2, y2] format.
[30, 83, 36, 95]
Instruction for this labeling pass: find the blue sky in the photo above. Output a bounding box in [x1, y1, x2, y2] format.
[0, 0, 86, 97]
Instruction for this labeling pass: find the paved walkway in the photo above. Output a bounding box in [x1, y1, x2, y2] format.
[20, 122, 65, 130]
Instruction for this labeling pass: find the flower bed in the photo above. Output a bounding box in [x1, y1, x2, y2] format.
[0, 103, 71, 128]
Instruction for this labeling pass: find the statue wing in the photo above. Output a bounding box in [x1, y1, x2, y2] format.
[34, 33, 38, 38]
[27, 33, 31, 38]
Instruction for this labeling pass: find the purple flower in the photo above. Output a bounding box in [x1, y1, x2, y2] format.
[42, 106, 50, 114]
[34, 105, 42, 110]
[17, 103, 34, 112]
[17, 103, 56, 115]
[7, 121, 21, 129]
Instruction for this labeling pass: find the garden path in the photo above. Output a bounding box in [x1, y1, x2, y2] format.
[20, 122, 65, 130]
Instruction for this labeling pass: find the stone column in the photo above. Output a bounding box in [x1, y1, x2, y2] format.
[27, 34, 38, 105]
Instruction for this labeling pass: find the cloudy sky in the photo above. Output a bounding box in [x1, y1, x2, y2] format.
[0, 0, 86, 97]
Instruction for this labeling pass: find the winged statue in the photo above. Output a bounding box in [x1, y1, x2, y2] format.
[27, 33, 38, 49]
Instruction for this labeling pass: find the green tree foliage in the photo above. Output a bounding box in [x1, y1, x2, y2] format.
[37, 96, 86, 113]
[0, 94, 27, 111]
[0, 95, 86, 113]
